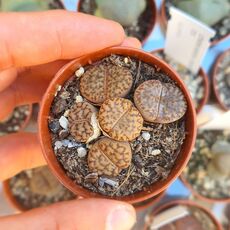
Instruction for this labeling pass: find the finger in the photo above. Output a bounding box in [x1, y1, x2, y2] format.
[0, 132, 46, 181]
[0, 199, 136, 230]
[0, 11, 124, 69]
[0, 35, 140, 120]
[0, 68, 17, 92]
[121, 37, 141, 49]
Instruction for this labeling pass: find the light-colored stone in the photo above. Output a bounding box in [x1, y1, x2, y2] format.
[142, 132, 151, 141]
[59, 116, 69, 130]
[151, 149, 161, 156]
[77, 147, 87, 158]
[75, 67, 84, 77]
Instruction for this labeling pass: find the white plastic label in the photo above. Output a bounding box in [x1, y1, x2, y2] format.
[165, 7, 216, 74]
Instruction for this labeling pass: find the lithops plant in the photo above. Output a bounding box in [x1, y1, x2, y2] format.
[134, 80, 187, 123]
[79, 64, 133, 105]
[88, 137, 132, 176]
[68, 102, 100, 143]
[95, 0, 146, 27]
[98, 98, 143, 141]
[29, 167, 64, 197]
[207, 140, 230, 179]
[175, 0, 230, 26]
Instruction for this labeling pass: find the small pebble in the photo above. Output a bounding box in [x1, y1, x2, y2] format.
[54, 141, 63, 149]
[59, 116, 68, 130]
[52, 99, 67, 115]
[75, 67, 84, 77]
[151, 149, 161, 156]
[49, 120, 60, 133]
[75, 95, 83, 103]
[77, 147, 87, 158]
[142, 132, 151, 141]
[99, 177, 119, 188]
[85, 173, 98, 183]
[124, 57, 129, 64]
[64, 110, 70, 117]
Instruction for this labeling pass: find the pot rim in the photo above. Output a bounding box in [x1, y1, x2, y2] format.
[143, 199, 223, 230]
[212, 48, 230, 111]
[39, 46, 197, 204]
[150, 48, 209, 114]
[159, 0, 230, 46]
[77, 0, 157, 45]
[3, 180, 27, 212]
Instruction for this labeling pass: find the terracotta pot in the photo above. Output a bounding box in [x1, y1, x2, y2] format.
[39, 46, 197, 204]
[134, 191, 165, 212]
[3, 176, 81, 212]
[160, 0, 230, 46]
[77, 0, 157, 45]
[212, 49, 230, 111]
[180, 173, 230, 204]
[144, 199, 223, 230]
[151, 49, 209, 114]
[3, 180, 26, 212]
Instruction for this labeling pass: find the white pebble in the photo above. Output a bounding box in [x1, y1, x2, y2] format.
[124, 57, 129, 64]
[75, 95, 83, 103]
[77, 147, 87, 158]
[75, 67, 84, 77]
[59, 116, 69, 130]
[151, 149, 161, 156]
[55, 141, 63, 149]
[142, 132, 151, 141]
[64, 110, 70, 117]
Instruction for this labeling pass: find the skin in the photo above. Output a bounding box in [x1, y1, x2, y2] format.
[0, 11, 141, 230]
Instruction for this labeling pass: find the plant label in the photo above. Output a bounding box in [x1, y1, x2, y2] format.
[165, 7, 215, 74]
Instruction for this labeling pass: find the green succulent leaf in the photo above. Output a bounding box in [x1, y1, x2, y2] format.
[95, 0, 146, 27]
[175, 0, 230, 26]
[0, 0, 54, 11]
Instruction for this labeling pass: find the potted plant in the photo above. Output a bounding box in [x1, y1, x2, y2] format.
[181, 129, 230, 203]
[0, 104, 32, 136]
[0, 0, 64, 11]
[3, 166, 77, 212]
[77, 0, 157, 45]
[160, 0, 230, 45]
[38, 46, 196, 204]
[151, 49, 209, 114]
[212, 49, 230, 111]
[144, 199, 222, 230]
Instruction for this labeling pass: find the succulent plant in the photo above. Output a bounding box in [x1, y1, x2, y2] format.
[95, 0, 146, 26]
[0, 0, 57, 11]
[207, 140, 230, 179]
[175, 0, 230, 26]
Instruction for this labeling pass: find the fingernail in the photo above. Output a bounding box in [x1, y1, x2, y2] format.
[106, 205, 136, 230]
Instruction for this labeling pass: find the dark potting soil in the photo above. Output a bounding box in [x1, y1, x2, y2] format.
[215, 50, 230, 110]
[154, 51, 205, 111]
[0, 105, 30, 136]
[9, 166, 76, 210]
[48, 0, 64, 9]
[150, 206, 217, 230]
[183, 130, 230, 200]
[78, 0, 155, 42]
[164, 0, 230, 43]
[48, 54, 186, 197]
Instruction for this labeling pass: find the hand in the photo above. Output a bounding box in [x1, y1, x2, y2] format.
[0, 11, 140, 230]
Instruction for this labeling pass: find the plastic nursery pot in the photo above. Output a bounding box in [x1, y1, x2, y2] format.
[77, 0, 157, 45]
[3, 180, 26, 212]
[39, 46, 197, 204]
[180, 173, 230, 204]
[212, 49, 230, 111]
[160, 0, 230, 46]
[143, 199, 223, 230]
[151, 49, 209, 114]
[134, 191, 165, 212]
